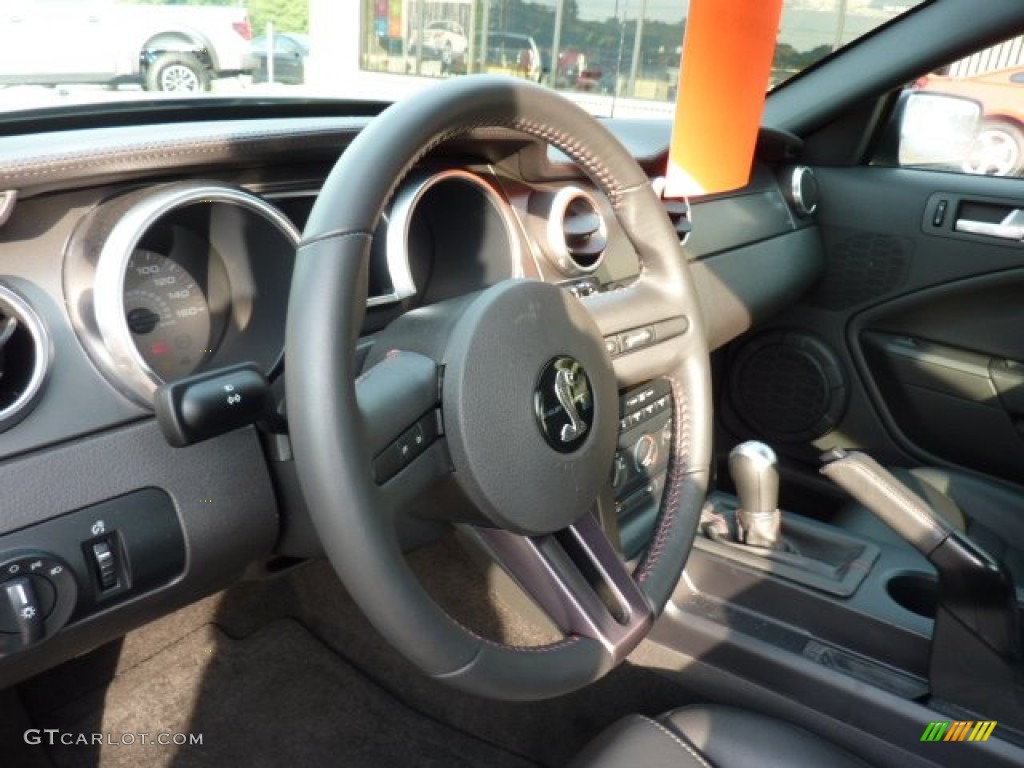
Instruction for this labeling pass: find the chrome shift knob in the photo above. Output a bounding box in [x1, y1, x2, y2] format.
[729, 441, 779, 514]
[729, 441, 781, 548]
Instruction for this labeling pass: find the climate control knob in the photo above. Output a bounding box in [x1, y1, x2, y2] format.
[632, 434, 659, 473]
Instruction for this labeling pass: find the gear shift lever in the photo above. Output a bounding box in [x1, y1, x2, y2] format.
[729, 441, 782, 549]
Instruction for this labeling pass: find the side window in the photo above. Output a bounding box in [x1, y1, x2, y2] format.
[898, 36, 1024, 178]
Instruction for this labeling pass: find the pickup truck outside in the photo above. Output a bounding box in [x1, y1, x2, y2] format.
[0, 0, 252, 92]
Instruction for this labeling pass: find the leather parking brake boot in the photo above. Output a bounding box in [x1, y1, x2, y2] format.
[822, 447, 1024, 728]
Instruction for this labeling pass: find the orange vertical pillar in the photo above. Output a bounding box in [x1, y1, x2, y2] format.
[666, 0, 785, 197]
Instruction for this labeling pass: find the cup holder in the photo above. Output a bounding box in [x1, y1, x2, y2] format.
[886, 572, 938, 618]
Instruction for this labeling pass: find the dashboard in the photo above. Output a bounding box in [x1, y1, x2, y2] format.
[0, 108, 822, 686]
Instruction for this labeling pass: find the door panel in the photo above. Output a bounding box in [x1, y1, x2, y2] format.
[720, 166, 1024, 489]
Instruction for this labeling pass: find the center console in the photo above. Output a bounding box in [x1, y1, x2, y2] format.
[606, 394, 1024, 762]
[611, 379, 673, 559]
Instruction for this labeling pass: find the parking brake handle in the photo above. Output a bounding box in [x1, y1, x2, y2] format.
[821, 448, 1019, 663]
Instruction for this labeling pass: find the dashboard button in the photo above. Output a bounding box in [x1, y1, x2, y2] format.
[91, 540, 118, 591]
[620, 327, 654, 352]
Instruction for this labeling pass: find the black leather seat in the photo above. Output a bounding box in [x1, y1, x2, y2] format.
[833, 466, 1024, 582]
[571, 705, 867, 767]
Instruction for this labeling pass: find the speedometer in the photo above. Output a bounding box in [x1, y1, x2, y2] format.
[124, 249, 211, 380]
[65, 182, 299, 406]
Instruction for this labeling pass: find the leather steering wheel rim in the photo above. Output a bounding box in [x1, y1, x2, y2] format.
[285, 76, 712, 701]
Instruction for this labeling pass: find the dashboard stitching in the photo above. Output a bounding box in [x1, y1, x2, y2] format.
[0, 126, 366, 181]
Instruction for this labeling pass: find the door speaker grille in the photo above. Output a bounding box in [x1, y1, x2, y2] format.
[727, 330, 848, 443]
[807, 231, 912, 310]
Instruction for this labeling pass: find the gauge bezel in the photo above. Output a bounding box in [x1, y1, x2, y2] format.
[385, 169, 525, 302]
[68, 183, 299, 407]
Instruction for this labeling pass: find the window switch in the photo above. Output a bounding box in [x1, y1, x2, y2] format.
[90, 538, 117, 591]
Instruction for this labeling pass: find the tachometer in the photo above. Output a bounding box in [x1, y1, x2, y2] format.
[124, 249, 211, 380]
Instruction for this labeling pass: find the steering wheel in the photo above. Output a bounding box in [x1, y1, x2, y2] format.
[285, 76, 711, 701]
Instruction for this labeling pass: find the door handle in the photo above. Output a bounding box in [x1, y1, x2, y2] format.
[955, 208, 1024, 240]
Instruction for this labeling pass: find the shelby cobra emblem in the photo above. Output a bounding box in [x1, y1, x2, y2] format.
[534, 356, 595, 453]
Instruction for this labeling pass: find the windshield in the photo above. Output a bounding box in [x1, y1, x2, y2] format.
[0, 0, 927, 118]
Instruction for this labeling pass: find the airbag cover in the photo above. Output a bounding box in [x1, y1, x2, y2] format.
[442, 280, 617, 535]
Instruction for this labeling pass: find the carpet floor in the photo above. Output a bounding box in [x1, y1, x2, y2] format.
[24, 618, 539, 768]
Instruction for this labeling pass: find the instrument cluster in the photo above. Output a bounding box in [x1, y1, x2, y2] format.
[62, 167, 638, 407]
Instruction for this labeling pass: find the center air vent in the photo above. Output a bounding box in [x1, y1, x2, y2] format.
[540, 187, 609, 276]
[651, 177, 692, 245]
[0, 283, 50, 431]
[663, 197, 693, 244]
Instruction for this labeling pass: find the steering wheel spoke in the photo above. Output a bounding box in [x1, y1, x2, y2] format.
[468, 512, 652, 663]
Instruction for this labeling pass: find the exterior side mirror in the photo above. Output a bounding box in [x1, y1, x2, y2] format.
[895, 90, 982, 170]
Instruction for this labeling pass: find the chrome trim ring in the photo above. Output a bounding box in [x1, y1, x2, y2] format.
[790, 165, 819, 217]
[382, 169, 523, 307]
[89, 184, 300, 405]
[545, 185, 608, 276]
[0, 282, 51, 432]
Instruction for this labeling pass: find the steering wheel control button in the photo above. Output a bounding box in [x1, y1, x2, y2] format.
[154, 363, 271, 447]
[373, 412, 439, 484]
[534, 356, 595, 454]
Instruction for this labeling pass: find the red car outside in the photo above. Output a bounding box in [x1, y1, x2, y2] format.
[918, 66, 1024, 176]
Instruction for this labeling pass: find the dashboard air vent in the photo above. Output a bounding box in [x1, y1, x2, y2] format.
[0, 283, 50, 431]
[545, 188, 609, 275]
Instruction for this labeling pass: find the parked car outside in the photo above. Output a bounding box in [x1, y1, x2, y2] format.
[407, 20, 467, 69]
[555, 47, 603, 91]
[483, 32, 542, 82]
[247, 32, 309, 85]
[918, 66, 1024, 176]
[0, 0, 251, 92]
